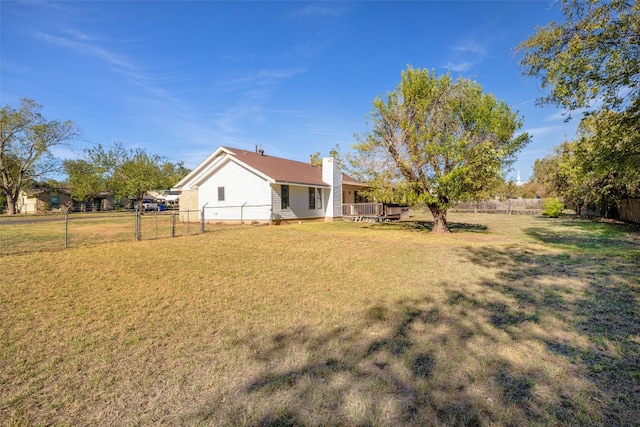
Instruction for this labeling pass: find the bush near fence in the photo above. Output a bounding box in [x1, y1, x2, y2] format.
[451, 198, 543, 215]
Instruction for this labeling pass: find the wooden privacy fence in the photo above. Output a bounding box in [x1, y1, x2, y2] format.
[452, 198, 543, 215]
[619, 199, 640, 224]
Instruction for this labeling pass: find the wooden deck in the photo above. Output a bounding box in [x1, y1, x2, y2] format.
[342, 203, 409, 222]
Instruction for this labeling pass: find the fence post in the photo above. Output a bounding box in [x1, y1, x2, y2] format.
[135, 207, 141, 241]
[187, 210, 190, 235]
[155, 209, 158, 239]
[201, 202, 208, 234]
[241, 202, 247, 228]
[171, 212, 176, 237]
[65, 210, 69, 249]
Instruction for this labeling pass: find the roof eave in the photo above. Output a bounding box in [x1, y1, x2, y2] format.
[274, 180, 331, 188]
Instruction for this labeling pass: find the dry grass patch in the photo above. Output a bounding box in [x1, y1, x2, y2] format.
[1, 213, 638, 426]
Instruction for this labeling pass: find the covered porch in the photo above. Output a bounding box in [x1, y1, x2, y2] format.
[341, 181, 409, 222]
[342, 202, 409, 222]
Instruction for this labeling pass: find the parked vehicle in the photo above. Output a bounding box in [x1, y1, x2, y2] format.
[142, 199, 159, 211]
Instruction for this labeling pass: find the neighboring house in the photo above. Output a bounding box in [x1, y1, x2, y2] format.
[17, 187, 72, 214]
[173, 146, 366, 223]
[73, 191, 115, 212]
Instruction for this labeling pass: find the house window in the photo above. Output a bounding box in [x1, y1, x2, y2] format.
[49, 193, 59, 209]
[281, 185, 289, 210]
[354, 190, 367, 203]
[309, 187, 315, 209]
[316, 188, 322, 209]
[218, 186, 225, 201]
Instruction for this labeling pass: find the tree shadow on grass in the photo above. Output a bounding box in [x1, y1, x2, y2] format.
[185, 282, 637, 426]
[238, 299, 487, 427]
[525, 216, 640, 252]
[185, 223, 639, 426]
[363, 220, 488, 234]
[462, 242, 640, 426]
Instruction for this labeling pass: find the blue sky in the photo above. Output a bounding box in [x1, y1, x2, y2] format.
[1, 1, 577, 182]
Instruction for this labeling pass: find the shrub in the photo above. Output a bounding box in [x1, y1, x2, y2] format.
[543, 197, 564, 218]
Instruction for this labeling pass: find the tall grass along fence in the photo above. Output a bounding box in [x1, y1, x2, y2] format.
[451, 198, 543, 215]
[0, 209, 210, 256]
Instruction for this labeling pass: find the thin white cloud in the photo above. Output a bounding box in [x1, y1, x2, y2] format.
[288, 3, 351, 20]
[519, 125, 566, 139]
[0, 59, 31, 75]
[214, 103, 267, 135]
[513, 99, 535, 108]
[287, 39, 332, 60]
[220, 68, 305, 90]
[451, 41, 487, 57]
[443, 61, 473, 72]
[58, 26, 103, 42]
[543, 111, 572, 122]
[35, 31, 135, 70]
[442, 38, 489, 74]
[33, 29, 193, 111]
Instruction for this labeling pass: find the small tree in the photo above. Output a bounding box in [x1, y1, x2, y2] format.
[542, 197, 564, 218]
[0, 99, 78, 214]
[351, 67, 530, 232]
[72, 142, 189, 210]
[64, 159, 106, 208]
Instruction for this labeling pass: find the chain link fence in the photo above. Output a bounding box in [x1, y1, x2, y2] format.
[1, 203, 279, 255]
[0, 209, 221, 256]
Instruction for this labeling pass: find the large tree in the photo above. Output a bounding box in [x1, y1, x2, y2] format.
[517, 0, 639, 116]
[350, 67, 530, 233]
[574, 110, 640, 199]
[531, 129, 635, 216]
[518, 0, 639, 208]
[0, 99, 78, 214]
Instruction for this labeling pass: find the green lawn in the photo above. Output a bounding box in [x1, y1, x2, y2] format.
[1, 212, 638, 426]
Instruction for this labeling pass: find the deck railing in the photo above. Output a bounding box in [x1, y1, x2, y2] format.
[342, 202, 384, 217]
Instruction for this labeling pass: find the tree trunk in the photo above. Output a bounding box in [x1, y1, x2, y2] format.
[428, 204, 451, 233]
[6, 196, 16, 215]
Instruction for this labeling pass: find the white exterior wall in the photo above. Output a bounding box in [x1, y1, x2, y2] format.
[322, 157, 343, 219]
[198, 160, 272, 221]
[271, 184, 326, 221]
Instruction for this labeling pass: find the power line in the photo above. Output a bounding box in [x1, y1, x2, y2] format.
[1, 70, 150, 122]
[72, 137, 200, 167]
[1, 72, 209, 165]
[1, 92, 199, 167]
[1, 86, 195, 147]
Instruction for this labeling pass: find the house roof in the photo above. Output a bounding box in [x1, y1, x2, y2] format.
[175, 146, 362, 189]
[225, 146, 363, 187]
[24, 187, 72, 196]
